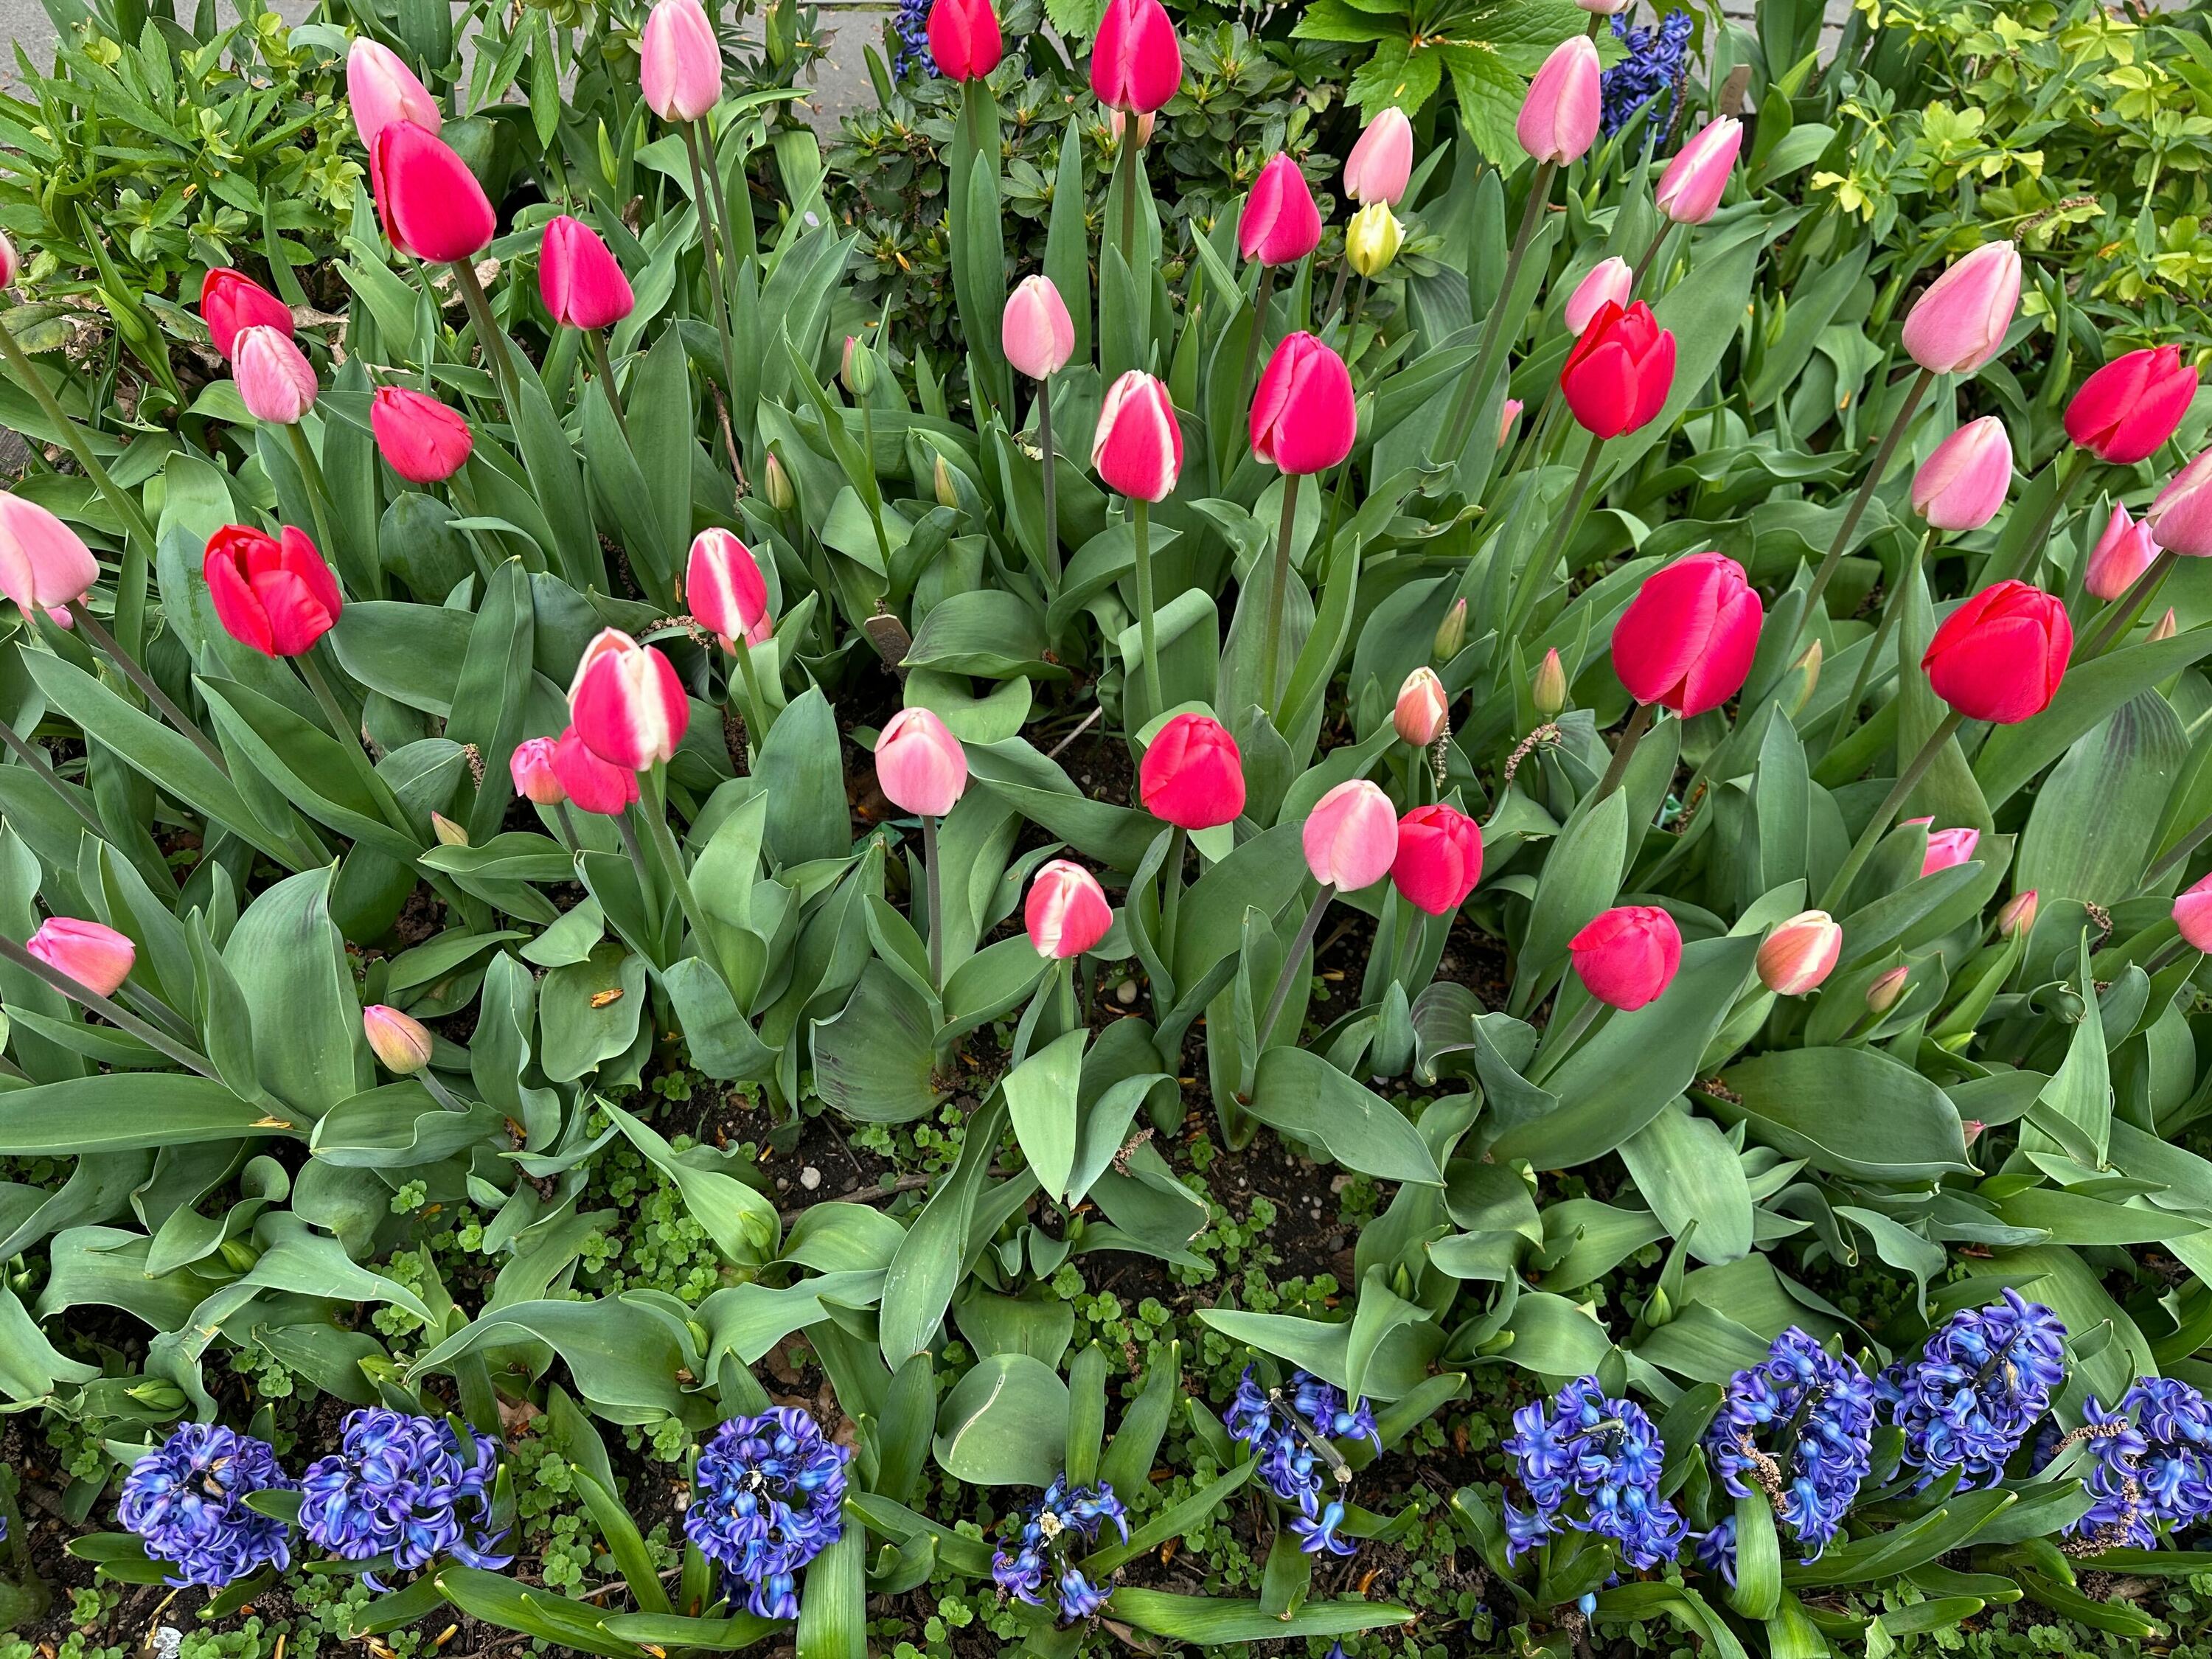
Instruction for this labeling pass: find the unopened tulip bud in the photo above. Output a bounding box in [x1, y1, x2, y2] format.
[364, 1004, 435, 1074]
[234, 325, 318, 424]
[2150, 608, 2179, 642]
[1962, 1119, 1985, 1147]
[431, 812, 469, 847]
[1756, 910, 1843, 996]
[1345, 202, 1404, 278]
[934, 453, 959, 508]
[2085, 502, 2158, 602]
[1498, 397, 1524, 451]
[509, 736, 566, 806]
[1345, 107, 1414, 208]
[24, 917, 134, 998]
[1568, 905, 1681, 1011]
[1997, 888, 2038, 938]
[1785, 639, 1823, 718]
[2175, 871, 2212, 953]
[641, 0, 723, 122]
[1516, 36, 1601, 167]
[1434, 597, 1468, 661]
[1533, 647, 1566, 717]
[875, 706, 968, 818]
[0, 230, 18, 290]
[1916, 821, 1981, 876]
[1911, 415, 2013, 532]
[568, 627, 689, 771]
[1394, 667, 1448, 746]
[1866, 965, 1909, 1014]
[347, 38, 441, 151]
[1654, 116, 1743, 226]
[1002, 275, 1076, 380]
[764, 451, 796, 512]
[842, 335, 877, 397]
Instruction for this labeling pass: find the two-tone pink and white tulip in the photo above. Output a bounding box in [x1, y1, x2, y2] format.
[1901, 241, 2022, 376]
[1238, 154, 1321, 268]
[1093, 371, 1182, 501]
[234, 326, 318, 424]
[347, 38, 440, 150]
[1344, 107, 1413, 207]
[1026, 860, 1113, 959]
[686, 528, 773, 650]
[568, 628, 689, 771]
[1564, 257, 1632, 335]
[1756, 911, 1841, 995]
[1394, 667, 1448, 747]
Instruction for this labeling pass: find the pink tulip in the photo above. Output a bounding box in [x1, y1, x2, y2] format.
[551, 725, 639, 815]
[686, 527, 772, 650]
[1579, 0, 1633, 11]
[875, 706, 967, 818]
[2150, 447, 2212, 557]
[347, 38, 440, 150]
[568, 628, 689, 771]
[1025, 859, 1113, 959]
[1345, 107, 1414, 207]
[1391, 803, 1481, 916]
[1302, 779, 1398, 891]
[1092, 370, 1182, 502]
[1611, 552, 1764, 717]
[1138, 712, 1244, 830]
[1394, 667, 1448, 747]
[200, 268, 292, 360]
[24, 917, 133, 998]
[363, 1004, 434, 1074]
[1498, 398, 1524, 449]
[1756, 910, 1841, 995]
[509, 736, 566, 805]
[1901, 241, 2023, 375]
[1238, 154, 1322, 268]
[1910, 416, 2013, 532]
[1997, 889, 2039, 938]
[1905, 818, 1980, 875]
[1569, 905, 1680, 1011]
[1655, 116, 1742, 225]
[540, 215, 635, 331]
[0, 230, 17, 289]
[2085, 503, 2160, 601]
[370, 386, 472, 484]
[2177, 871, 2212, 952]
[233, 325, 317, 424]
[1516, 37, 1601, 166]
[1564, 257, 1632, 335]
[0, 493, 97, 627]
[2067, 345, 2199, 466]
[1091, 0, 1181, 115]
[204, 524, 341, 658]
[1250, 332, 1354, 476]
[370, 120, 495, 264]
[1003, 276, 1075, 380]
[641, 0, 722, 122]
[926, 0, 1001, 81]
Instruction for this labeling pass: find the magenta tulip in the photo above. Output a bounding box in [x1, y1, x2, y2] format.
[2085, 503, 2160, 601]
[370, 120, 495, 264]
[1138, 712, 1244, 830]
[1091, 0, 1181, 115]
[1611, 552, 1764, 718]
[1516, 37, 1601, 166]
[2177, 872, 2212, 953]
[1250, 332, 1354, 476]
[371, 386, 472, 484]
[1025, 859, 1113, 959]
[1910, 416, 2012, 532]
[926, 0, 1001, 80]
[1921, 581, 2071, 725]
[199, 268, 292, 360]
[25, 917, 134, 997]
[1570, 905, 1681, 1011]
[685, 527, 772, 650]
[1003, 276, 1075, 380]
[1302, 779, 1398, 891]
[551, 725, 640, 815]
[569, 628, 689, 771]
[540, 216, 634, 331]
[1655, 116, 1742, 225]
[233, 325, 316, 424]
[1563, 257, 1631, 335]
[641, 0, 721, 122]
[875, 706, 967, 818]
[204, 524, 340, 658]
[1901, 241, 2022, 375]
[347, 38, 440, 150]
[1093, 371, 1182, 501]
[1345, 107, 1413, 207]
[1909, 821, 1980, 876]
[1391, 803, 1482, 917]
[1561, 301, 1675, 438]
[1239, 154, 1321, 268]
[2066, 346, 2199, 466]
[0, 493, 97, 627]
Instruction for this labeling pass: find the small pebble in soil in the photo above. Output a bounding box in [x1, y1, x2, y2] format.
[776, 1178, 790, 1192]
[799, 1166, 822, 1190]
[1116, 979, 1140, 1006]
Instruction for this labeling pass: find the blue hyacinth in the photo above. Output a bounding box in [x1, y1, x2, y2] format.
[891, 0, 936, 80]
[1223, 1366, 1378, 1525]
[1601, 10, 1694, 141]
[1877, 1291, 2067, 1489]
[1703, 1329, 1875, 1567]
[117, 1423, 295, 1589]
[298, 1408, 511, 1590]
[1502, 1376, 1686, 1571]
[2057, 1378, 2212, 1550]
[990, 1475, 1130, 1625]
[685, 1408, 850, 1621]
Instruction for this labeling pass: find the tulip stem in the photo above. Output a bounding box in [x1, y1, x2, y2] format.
[1985, 448, 2089, 591]
[1036, 378, 1060, 583]
[0, 714, 105, 838]
[0, 313, 159, 654]
[588, 328, 630, 439]
[1827, 524, 1937, 748]
[681, 121, 746, 482]
[1115, 125, 1144, 313]
[1503, 429, 1604, 650]
[1528, 993, 1609, 1086]
[1593, 700, 1655, 804]
[0, 934, 223, 1083]
[1792, 365, 1936, 662]
[71, 611, 229, 774]
[1257, 883, 1335, 1052]
[418, 1068, 473, 1114]
[922, 813, 944, 990]
[1629, 219, 1672, 293]
[1057, 956, 1079, 1033]
[1434, 159, 1557, 473]
[612, 807, 664, 953]
[1818, 707, 1966, 911]
[120, 982, 201, 1048]
[1130, 498, 1164, 719]
[449, 257, 521, 417]
[554, 801, 585, 858]
[1259, 476, 1301, 716]
[2083, 547, 2177, 660]
[1158, 825, 1187, 962]
[639, 773, 726, 988]
[1237, 265, 1277, 448]
[282, 420, 338, 568]
[731, 635, 773, 751]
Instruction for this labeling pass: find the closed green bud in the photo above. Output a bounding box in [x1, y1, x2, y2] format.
[1433, 597, 1468, 661]
[1533, 647, 1566, 718]
[764, 451, 796, 513]
[934, 453, 959, 508]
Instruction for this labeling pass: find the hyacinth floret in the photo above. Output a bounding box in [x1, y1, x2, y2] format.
[1222, 1366, 1373, 1520]
[1601, 10, 1694, 140]
[2059, 1379, 2212, 1550]
[1502, 1376, 1685, 1571]
[299, 1408, 509, 1590]
[1704, 1329, 1875, 1565]
[891, 0, 935, 80]
[117, 1423, 295, 1589]
[1877, 1290, 2067, 1488]
[684, 1407, 850, 1621]
[990, 1474, 1129, 1624]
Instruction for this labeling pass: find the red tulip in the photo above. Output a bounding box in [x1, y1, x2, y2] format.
[641, 0, 722, 122]
[2177, 872, 2212, 953]
[875, 706, 967, 817]
[1610, 552, 1764, 717]
[370, 120, 495, 265]
[233, 325, 317, 424]
[540, 215, 635, 331]
[199, 268, 292, 359]
[1654, 116, 1742, 225]
[927, 0, 1001, 80]
[551, 724, 640, 815]
[1344, 107, 1413, 208]
[1391, 803, 1481, 916]
[509, 736, 566, 805]
[1920, 580, 2071, 725]
[204, 524, 341, 657]
[1560, 300, 1675, 438]
[568, 627, 689, 770]
[2085, 502, 2159, 602]
[25, 916, 133, 997]
[2067, 345, 2199, 466]
[0, 492, 98, 627]
[685, 527, 772, 650]
[1092, 370, 1182, 501]
[1910, 416, 2012, 532]
[1238, 154, 1321, 268]
[1091, 0, 1181, 115]
[347, 38, 440, 150]
[1901, 241, 2021, 376]
[1515, 36, 1601, 165]
[1755, 910, 1840, 995]
[370, 386, 472, 484]
[1025, 859, 1112, 959]
[1568, 905, 1681, 1011]
[1250, 332, 1354, 476]
[1138, 712, 1243, 830]
[1302, 779, 1398, 891]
